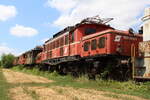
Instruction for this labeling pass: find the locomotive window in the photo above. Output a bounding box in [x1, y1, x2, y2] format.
[50, 43, 52, 50]
[50, 51, 52, 58]
[49, 43, 51, 50]
[53, 41, 55, 49]
[70, 31, 75, 43]
[48, 44, 50, 51]
[84, 42, 90, 51]
[60, 47, 63, 56]
[98, 37, 105, 48]
[47, 44, 49, 51]
[51, 42, 53, 49]
[43, 45, 46, 51]
[59, 39, 61, 47]
[56, 40, 59, 48]
[85, 28, 96, 35]
[65, 35, 69, 45]
[44, 45, 47, 51]
[91, 39, 97, 50]
[52, 42, 54, 49]
[62, 37, 64, 46]
[60, 37, 64, 46]
[55, 41, 57, 48]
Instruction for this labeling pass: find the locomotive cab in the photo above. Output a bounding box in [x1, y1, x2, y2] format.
[81, 25, 142, 58]
[80, 24, 114, 57]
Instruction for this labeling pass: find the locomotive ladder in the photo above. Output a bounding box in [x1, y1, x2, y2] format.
[131, 44, 136, 79]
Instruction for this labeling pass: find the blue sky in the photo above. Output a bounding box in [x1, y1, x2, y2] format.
[0, 0, 149, 56]
[0, 0, 61, 55]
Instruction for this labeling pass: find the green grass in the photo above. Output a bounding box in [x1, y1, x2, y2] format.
[0, 68, 11, 100]
[102, 93, 134, 100]
[22, 86, 39, 100]
[12, 66, 150, 99]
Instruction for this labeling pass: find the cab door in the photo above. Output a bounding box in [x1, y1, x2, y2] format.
[81, 40, 91, 57]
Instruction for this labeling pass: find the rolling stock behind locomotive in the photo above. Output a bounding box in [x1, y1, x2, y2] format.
[14, 16, 142, 80]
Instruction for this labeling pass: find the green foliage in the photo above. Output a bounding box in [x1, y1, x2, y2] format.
[0, 60, 1, 67]
[1, 53, 15, 68]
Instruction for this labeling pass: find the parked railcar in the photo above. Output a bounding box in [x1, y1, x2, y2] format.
[25, 46, 42, 65]
[13, 57, 19, 66]
[18, 54, 26, 65]
[15, 46, 42, 66]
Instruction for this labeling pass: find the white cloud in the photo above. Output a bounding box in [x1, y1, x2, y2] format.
[47, 0, 150, 30]
[0, 5, 17, 21]
[0, 44, 19, 56]
[10, 24, 38, 37]
[46, 0, 77, 13]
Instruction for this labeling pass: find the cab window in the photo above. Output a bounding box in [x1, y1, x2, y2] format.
[84, 42, 90, 51]
[91, 39, 97, 50]
[85, 28, 96, 35]
[98, 37, 105, 48]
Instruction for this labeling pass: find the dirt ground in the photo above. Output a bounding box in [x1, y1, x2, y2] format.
[2, 69, 53, 84]
[2, 69, 148, 100]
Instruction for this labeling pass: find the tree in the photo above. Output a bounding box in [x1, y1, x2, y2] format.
[0, 60, 1, 67]
[1, 54, 15, 68]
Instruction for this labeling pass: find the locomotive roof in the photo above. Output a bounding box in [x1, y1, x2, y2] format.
[82, 29, 142, 40]
[25, 46, 42, 53]
[45, 27, 71, 43]
[18, 46, 42, 57]
[45, 16, 113, 43]
[53, 26, 74, 38]
[45, 23, 111, 44]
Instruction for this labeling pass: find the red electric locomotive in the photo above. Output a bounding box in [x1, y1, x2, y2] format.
[14, 16, 142, 80]
[35, 16, 142, 80]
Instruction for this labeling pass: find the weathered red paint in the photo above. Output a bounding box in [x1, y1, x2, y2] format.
[15, 23, 142, 65]
[41, 24, 142, 63]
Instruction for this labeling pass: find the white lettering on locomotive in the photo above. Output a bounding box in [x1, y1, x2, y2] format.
[64, 48, 67, 54]
[114, 35, 121, 42]
[123, 36, 137, 40]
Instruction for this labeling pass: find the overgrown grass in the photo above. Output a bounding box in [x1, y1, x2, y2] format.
[22, 86, 39, 100]
[103, 93, 134, 100]
[12, 65, 150, 99]
[0, 68, 11, 100]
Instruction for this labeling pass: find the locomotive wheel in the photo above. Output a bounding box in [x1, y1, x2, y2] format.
[101, 58, 123, 81]
[71, 72, 79, 78]
[105, 58, 132, 81]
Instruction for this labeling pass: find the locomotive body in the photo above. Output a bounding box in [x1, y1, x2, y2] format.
[40, 23, 142, 65]
[14, 16, 143, 80]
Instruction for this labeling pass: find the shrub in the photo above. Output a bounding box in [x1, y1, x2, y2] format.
[0, 61, 1, 67]
[1, 54, 15, 68]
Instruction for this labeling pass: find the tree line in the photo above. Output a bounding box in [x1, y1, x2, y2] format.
[0, 54, 15, 68]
